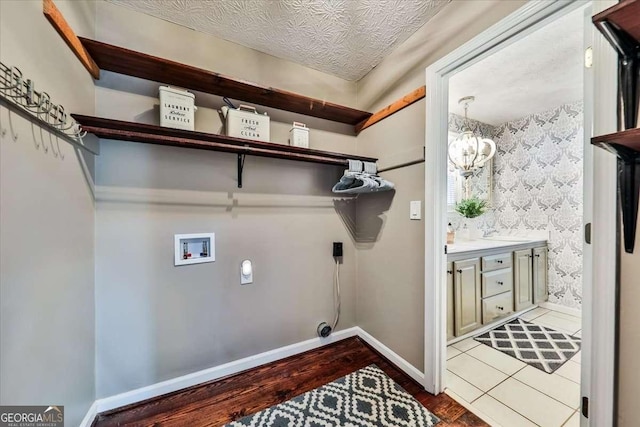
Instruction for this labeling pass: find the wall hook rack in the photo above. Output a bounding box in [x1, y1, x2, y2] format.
[0, 60, 98, 155]
[237, 153, 246, 188]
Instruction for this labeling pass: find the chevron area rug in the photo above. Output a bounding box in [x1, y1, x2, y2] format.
[474, 318, 581, 374]
[225, 364, 440, 427]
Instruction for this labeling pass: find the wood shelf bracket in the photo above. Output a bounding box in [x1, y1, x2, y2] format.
[356, 86, 426, 134]
[43, 0, 100, 80]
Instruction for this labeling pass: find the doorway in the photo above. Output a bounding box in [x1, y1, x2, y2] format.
[423, 1, 617, 426]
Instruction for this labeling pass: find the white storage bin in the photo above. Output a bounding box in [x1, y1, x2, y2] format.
[289, 122, 309, 148]
[159, 86, 197, 131]
[221, 105, 270, 142]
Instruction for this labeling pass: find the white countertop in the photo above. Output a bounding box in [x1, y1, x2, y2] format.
[447, 232, 549, 255]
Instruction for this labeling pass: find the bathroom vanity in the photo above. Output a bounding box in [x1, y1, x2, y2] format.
[446, 238, 548, 341]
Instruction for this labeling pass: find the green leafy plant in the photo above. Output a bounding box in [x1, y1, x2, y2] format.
[455, 197, 488, 219]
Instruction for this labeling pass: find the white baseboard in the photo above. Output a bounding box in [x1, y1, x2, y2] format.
[539, 301, 582, 318]
[355, 327, 425, 385]
[96, 327, 359, 413]
[89, 326, 424, 424]
[79, 401, 98, 427]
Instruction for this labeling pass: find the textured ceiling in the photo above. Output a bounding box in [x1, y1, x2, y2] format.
[449, 7, 585, 125]
[106, 0, 450, 81]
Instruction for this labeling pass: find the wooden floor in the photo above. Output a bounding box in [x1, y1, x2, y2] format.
[94, 337, 487, 426]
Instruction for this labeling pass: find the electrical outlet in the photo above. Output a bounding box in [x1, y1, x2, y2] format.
[333, 242, 343, 257]
[333, 242, 342, 258]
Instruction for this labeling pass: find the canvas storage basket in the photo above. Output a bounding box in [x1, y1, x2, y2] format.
[224, 105, 270, 142]
[159, 86, 197, 131]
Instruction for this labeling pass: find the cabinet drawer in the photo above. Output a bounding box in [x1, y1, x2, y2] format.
[482, 253, 512, 271]
[482, 268, 513, 298]
[482, 291, 514, 324]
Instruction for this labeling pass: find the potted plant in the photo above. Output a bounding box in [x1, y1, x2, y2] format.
[454, 197, 488, 240]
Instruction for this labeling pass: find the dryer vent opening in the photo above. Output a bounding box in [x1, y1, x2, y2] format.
[317, 322, 332, 338]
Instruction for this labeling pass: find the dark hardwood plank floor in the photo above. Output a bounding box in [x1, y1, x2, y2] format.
[93, 337, 488, 427]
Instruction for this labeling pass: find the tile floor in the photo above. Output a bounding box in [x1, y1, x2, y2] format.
[445, 307, 582, 427]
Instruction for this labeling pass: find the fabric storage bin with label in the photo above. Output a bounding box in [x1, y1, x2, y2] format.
[159, 86, 197, 131]
[221, 104, 270, 142]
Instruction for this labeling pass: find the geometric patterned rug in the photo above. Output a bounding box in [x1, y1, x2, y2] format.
[474, 318, 581, 374]
[224, 364, 440, 426]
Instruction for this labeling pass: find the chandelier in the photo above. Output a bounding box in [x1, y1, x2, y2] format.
[448, 96, 496, 178]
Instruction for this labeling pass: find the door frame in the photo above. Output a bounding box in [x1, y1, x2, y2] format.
[423, 1, 617, 425]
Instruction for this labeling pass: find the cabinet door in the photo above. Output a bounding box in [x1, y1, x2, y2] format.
[533, 247, 549, 303]
[513, 249, 534, 311]
[454, 258, 482, 337]
[447, 262, 454, 340]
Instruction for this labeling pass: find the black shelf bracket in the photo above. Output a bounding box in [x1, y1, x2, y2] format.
[597, 21, 640, 253]
[616, 147, 640, 253]
[597, 21, 640, 130]
[237, 154, 246, 188]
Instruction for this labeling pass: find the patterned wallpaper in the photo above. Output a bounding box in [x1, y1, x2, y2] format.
[447, 102, 584, 309]
[493, 102, 584, 309]
[448, 113, 497, 141]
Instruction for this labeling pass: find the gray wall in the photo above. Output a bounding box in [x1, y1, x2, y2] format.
[355, 101, 426, 371]
[0, 1, 96, 426]
[94, 2, 358, 398]
[354, 0, 526, 373]
[0, 0, 535, 411]
[92, 0, 531, 397]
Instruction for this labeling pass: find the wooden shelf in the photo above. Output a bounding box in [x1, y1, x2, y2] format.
[78, 37, 372, 126]
[71, 114, 377, 167]
[591, 128, 640, 157]
[593, 0, 640, 42]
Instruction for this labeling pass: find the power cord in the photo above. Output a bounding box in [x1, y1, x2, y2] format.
[332, 258, 341, 330]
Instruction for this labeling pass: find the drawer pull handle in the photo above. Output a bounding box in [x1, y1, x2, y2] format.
[497, 281, 504, 285]
[457, 269, 463, 273]
[496, 260, 503, 264]
[496, 306, 504, 311]
[447, 270, 453, 275]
